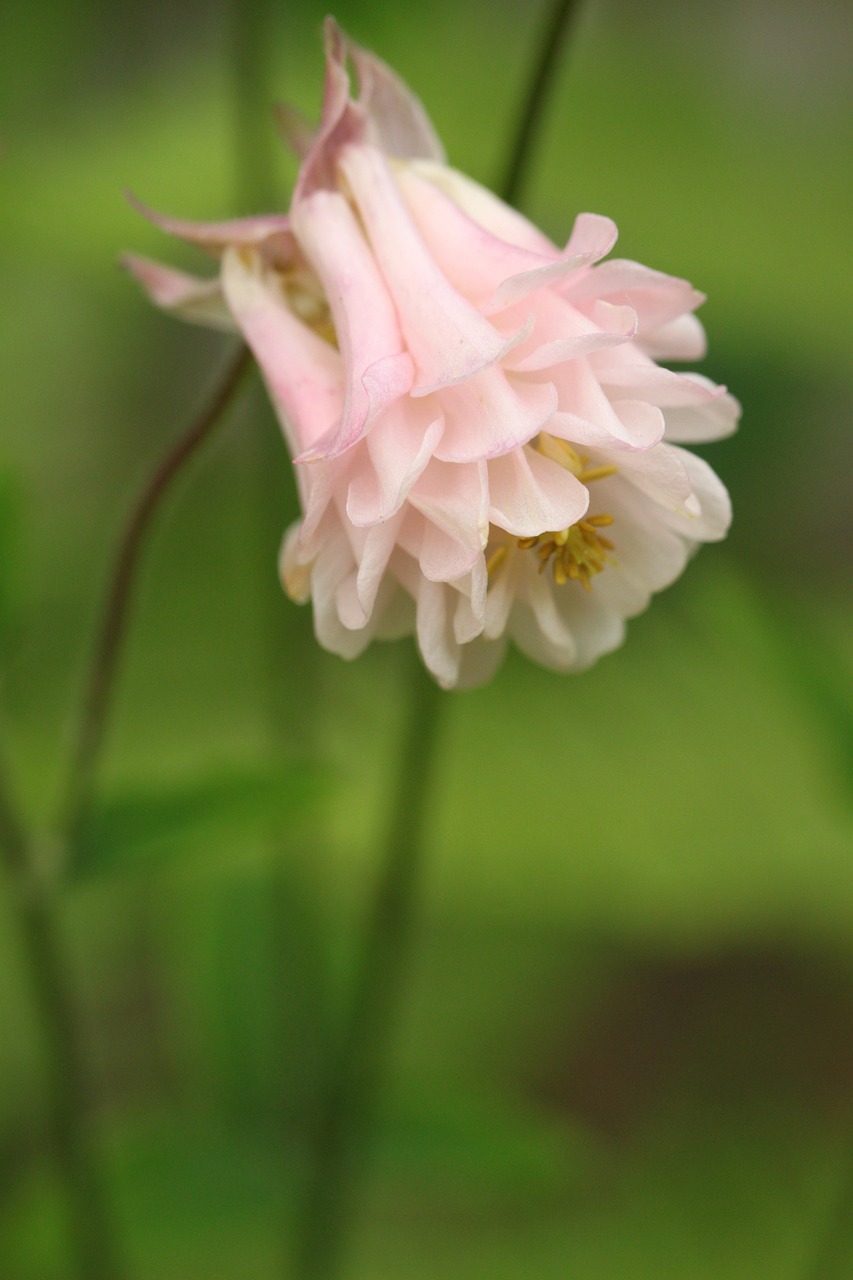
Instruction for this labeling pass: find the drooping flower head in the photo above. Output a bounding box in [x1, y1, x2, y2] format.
[126, 19, 739, 688]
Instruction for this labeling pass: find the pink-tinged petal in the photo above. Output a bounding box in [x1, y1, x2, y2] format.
[639, 313, 707, 361]
[592, 361, 740, 442]
[452, 560, 488, 644]
[552, 587, 625, 671]
[663, 380, 741, 443]
[406, 460, 489, 580]
[488, 445, 588, 538]
[563, 212, 619, 260]
[310, 533, 373, 659]
[547, 359, 664, 450]
[126, 192, 293, 261]
[294, 18, 368, 201]
[391, 553, 460, 686]
[295, 459, 342, 551]
[340, 144, 521, 394]
[396, 164, 554, 306]
[604, 484, 690, 592]
[346, 401, 444, 525]
[610, 441, 699, 517]
[121, 254, 236, 331]
[484, 553, 521, 640]
[505, 292, 636, 373]
[415, 577, 460, 688]
[355, 511, 406, 618]
[515, 563, 578, 660]
[566, 259, 704, 334]
[435, 367, 556, 462]
[349, 40, 445, 161]
[407, 160, 558, 256]
[455, 635, 508, 688]
[220, 246, 343, 456]
[292, 189, 414, 457]
[658, 447, 732, 540]
[490, 252, 604, 313]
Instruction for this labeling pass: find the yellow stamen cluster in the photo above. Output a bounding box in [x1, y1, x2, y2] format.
[519, 516, 615, 590]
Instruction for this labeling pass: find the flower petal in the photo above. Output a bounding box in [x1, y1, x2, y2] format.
[488, 445, 588, 538]
[126, 192, 293, 261]
[220, 246, 343, 456]
[350, 39, 446, 161]
[345, 401, 444, 525]
[292, 189, 414, 457]
[121, 254, 236, 331]
[340, 144, 520, 394]
[435, 366, 557, 462]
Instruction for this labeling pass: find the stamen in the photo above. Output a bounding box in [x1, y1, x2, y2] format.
[486, 544, 508, 576]
[578, 463, 617, 483]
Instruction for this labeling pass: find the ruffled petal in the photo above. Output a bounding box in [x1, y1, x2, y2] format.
[349, 37, 446, 161]
[657, 446, 732, 541]
[345, 400, 444, 525]
[340, 144, 521, 394]
[566, 259, 704, 335]
[406, 160, 559, 256]
[488, 445, 588, 537]
[126, 193, 293, 262]
[221, 246, 343, 456]
[405, 460, 489, 580]
[505, 291, 636, 372]
[639, 312, 707, 361]
[121, 255, 235, 331]
[292, 189, 414, 458]
[396, 164, 554, 306]
[435, 366, 556, 462]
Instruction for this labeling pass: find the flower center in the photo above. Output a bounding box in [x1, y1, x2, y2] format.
[280, 265, 337, 345]
[485, 435, 618, 590]
[519, 517, 615, 590]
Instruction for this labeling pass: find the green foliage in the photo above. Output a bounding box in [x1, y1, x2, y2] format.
[73, 761, 321, 879]
[0, 469, 24, 655]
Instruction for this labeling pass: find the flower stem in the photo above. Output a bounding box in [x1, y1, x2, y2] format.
[291, 659, 445, 1280]
[0, 756, 127, 1279]
[499, 0, 584, 206]
[61, 344, 252, 858]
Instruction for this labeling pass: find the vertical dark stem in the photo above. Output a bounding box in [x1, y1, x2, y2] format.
[292, 661, 444, 1280]
[499, 0, 584, 206]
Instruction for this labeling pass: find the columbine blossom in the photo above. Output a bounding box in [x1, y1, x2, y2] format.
[126, 19, 739, 688]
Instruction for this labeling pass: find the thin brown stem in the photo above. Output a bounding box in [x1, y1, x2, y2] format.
[499, 0, 584, 207]
[61, 343, 253, 856]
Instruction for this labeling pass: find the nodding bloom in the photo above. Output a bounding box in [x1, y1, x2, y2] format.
[126, 19, 739, 688]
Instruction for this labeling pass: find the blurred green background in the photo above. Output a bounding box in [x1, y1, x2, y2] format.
[1, 0, 851, 1276]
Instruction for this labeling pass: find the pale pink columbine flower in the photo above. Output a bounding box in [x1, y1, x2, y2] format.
[125, 20, 739, 689]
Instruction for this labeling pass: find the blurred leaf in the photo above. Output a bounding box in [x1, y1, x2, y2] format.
[374, 1082, 596, 1210]
[75, 760, 321, 878]
[0, 469, 24, 653]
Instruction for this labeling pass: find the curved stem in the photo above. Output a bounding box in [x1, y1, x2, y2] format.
[499, 0, 584, 206]
[292, 660, 445, 1280]
[61, 343, 252, 856]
